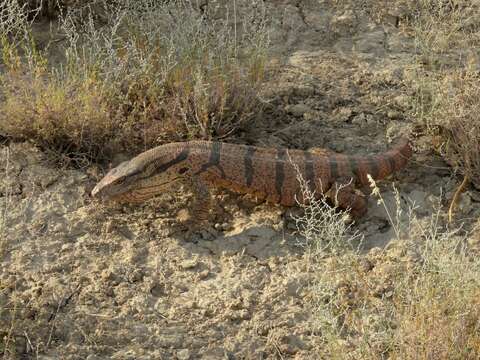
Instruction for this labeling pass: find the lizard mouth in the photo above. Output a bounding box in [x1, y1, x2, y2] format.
[92, 177, 182, 202]
[128, 178, 181, 200]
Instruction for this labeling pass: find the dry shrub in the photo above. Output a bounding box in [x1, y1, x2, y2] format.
[408, 0, 480, 61]
[433, 71, 480, 187]
[406, 1, 480, 189]
[411, 70, 480, 189]
[0, 0, 269, 163]
[298, 177, 480, 359]
[0, 49, 122, 162]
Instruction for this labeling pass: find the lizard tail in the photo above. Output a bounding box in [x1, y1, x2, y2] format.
[351, 137, 413, 187]
[373, 137, 412, 182]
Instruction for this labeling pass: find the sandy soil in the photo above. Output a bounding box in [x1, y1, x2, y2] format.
[1, 1, 479, 359]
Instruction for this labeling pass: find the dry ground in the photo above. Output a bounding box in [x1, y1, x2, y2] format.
[1, 1, 480, 359]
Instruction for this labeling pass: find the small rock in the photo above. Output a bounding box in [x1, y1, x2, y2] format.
[457, 192, 473, 214]
[383, 13, 399, 27]
[387, 110, 400, 119]
[281, 335, 306, 355]
[408, 189, 428, 212]
[352, 113, 367, 127]
[393, 94, 409, 108]
[176, 349, 191, 360]
[128, 269, 144, 283]
[359, 258, 374, 272]
[227, 309, 251, 321]
[244, 225, 277, 239]
[157, 333, 184, 348]
[256, 323, 271, 336]
[293, 86, 315, 97]
[150, 283, 166, 297]
[179, 259, 198, 270]
[330, 142, 345, 152]
[331, 10, 357, 34]
[334, 107, 353, 122]
[467, 230, 480, 247]
[155, 299, 170, 315]
[285, 277, 308, 297]
[86, 355, 103, 360]
[285, 103, 312, 117]
[214, 222, 232, 231]
[354, 29, 385, 54]
[198, 270, 210, 280]
[14, 335, 26, 355]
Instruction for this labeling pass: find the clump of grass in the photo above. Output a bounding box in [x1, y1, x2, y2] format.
[408, 0, 480, 69]
[297, 174, 480, 358]
[293, 173, 361, 257]
[419, 71, 480, 185]
[393, 214, 480, 359]
[409, 68, 480, 223]
[404, 1, 480, 219]
[0, 0, 270, 163]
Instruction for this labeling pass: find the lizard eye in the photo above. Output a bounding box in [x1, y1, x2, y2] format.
[178, 167, 189, 174]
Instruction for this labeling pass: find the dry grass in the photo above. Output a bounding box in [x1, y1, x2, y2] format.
[297, 177, 480, 359]
[405, 0, 480, 219]
[0, 0, 270, 163]
[408, 0, 480, 68]
[412, 71, 480, 187]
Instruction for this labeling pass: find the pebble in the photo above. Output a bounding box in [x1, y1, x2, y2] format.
[179, 259, 199, 270]
[285, 103, 312, 117]
[177, 349, 191, 360]
[281, 334, 307, 355]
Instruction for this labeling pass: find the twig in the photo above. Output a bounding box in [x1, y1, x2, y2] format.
[448, 174, 469, 223]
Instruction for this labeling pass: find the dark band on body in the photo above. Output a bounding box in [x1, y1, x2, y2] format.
[155, 145, 190, 174]
[349, 154, 379, 184]
[275, 148, 287, 203]
[244, 146, 256, 187]
[376, 154, 392, 178]
[304, 151, 316, 193]
[386, 153, 397, 173]
[348, 156, 359, 179]
[195, 141, 226, 178]
[364, 156, 379, 180]
[328, 156, 339, 180]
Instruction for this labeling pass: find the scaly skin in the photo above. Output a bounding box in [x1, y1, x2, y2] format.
[91, 139, 412, 218]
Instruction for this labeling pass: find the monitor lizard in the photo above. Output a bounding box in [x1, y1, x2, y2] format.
[91, 139, 412, 220]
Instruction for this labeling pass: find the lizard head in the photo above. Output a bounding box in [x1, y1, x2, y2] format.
[91, 145, 192, 203]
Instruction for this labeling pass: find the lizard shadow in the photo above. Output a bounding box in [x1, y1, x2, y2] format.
[174, 222, 303, 261]
[167, 192, 306, 261]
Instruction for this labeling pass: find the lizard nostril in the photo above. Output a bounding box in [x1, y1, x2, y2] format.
[178, 167, 189, 174]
